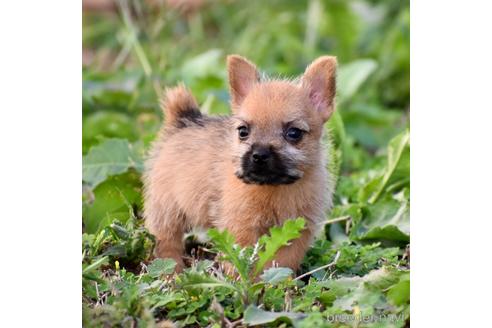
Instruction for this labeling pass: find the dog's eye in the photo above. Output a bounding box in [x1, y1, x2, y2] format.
[285, 127, 304, 142]
[238, 126, 249, 140]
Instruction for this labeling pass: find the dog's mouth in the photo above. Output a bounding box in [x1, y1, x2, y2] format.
[235, 170, 300, 185]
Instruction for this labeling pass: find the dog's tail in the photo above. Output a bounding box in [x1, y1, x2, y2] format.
[160, 84, 201, 129]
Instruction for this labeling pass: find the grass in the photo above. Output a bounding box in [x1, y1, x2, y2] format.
[82, 0, 410, 327]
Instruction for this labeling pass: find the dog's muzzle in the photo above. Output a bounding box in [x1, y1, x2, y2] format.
[236, 144, 301, 185]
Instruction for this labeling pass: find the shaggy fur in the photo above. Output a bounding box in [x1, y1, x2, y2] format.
[144, 55, 337, 272]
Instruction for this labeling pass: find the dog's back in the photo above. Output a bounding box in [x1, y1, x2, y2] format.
[144, 87, 231, 249]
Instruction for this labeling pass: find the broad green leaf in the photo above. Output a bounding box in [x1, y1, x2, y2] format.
[83, 72, 140, 111]
[255, 218, 306, 275]
[147, 258, 177, 278]
[362, 266, 405, 290]
[243, 305, 305, 326]
[83, 138, 144, 188]
[371, 129, 410, 203]
[387, 274, 410, 306]
[260, 267, 294, 285]
[351, 190, 410, 242]
[338, 59, 378, 103]
[359, 129, 410, 203]
[83, 172, 142, 234]
[83, 112, 138, 153]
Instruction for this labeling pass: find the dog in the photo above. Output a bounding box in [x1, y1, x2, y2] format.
[144, 55, 336, 273]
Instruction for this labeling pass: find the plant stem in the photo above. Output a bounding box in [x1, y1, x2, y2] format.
[324, 216, 351, 225]
[294, 251, 341, 281]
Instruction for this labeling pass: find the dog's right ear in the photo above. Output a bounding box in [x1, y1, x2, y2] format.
[227, 55, 260, 112]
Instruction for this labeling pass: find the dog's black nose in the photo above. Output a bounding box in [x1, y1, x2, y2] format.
[251, 147, 271, 165]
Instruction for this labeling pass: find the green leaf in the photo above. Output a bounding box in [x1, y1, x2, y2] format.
[360, 129, 410, 203]
[101, 244, 127, 257]
[83, 172, 142, 234]
[338, 59, 378, 103]
[150, 293, 184, 311]
[147, 258, 177, 278]
[83, 112, 138, 152]
[243, 305, 305, 326]
[255, 218, 306, 275]
[387, 273, 410, 306]
[260, 267, 294, 285]
[179, 272, 236, 291]
[207, 229, 251, 281]
[83, 256, 109, 274]
[84, 218, 154, 265]
[320, 267, 408, 316]
[83, 138, 144, 188]
[304, 240, 400, 277]
[326, 110, 344, 179]
[351, 191, 410, 242]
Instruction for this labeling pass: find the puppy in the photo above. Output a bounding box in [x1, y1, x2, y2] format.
[144, 55, 336, 273]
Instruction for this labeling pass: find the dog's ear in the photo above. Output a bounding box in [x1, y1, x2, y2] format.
[227, 55, 260, 112]
[302, 56, 337, 122]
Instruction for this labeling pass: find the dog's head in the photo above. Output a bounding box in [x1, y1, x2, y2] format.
[227, 55, 337, 185]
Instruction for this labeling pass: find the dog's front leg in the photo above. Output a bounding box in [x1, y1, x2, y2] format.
[145, 203, 186, 273]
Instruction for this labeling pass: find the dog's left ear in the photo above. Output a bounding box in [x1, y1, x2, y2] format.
[227, 55, 260, 113]
[302, 56, 337, 122]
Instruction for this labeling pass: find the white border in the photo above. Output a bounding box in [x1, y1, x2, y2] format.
[411, 1, 492, 326]
[0, 0, 81, 326]
[1, 0, 492, 326]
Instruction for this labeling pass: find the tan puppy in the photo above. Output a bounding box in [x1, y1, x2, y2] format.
[144, 55, 337, 273]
